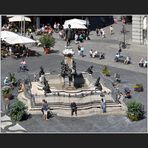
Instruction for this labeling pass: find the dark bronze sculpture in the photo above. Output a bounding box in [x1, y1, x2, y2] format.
[95, 76, 102, 91]
[39, 66, 45, 78]
[86, 66, 93, 74]
[43, 79, 51, 96]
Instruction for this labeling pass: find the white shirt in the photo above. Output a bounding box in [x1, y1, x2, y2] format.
[21, 61, 26, 65]
[89, 50, 93, 55]
[9, 47, 12, 52]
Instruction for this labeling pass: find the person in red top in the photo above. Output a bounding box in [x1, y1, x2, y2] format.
[122, 17, 126, 25]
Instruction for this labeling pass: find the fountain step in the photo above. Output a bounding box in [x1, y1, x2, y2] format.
[18, 92, 126, 117]
[20, 93, 116, 106]
[29, 106, 125, 117]
[29, 94, 114, 103]
[18, 92, 123, 110]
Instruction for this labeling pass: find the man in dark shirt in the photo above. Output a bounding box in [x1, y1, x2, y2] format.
[70, 102, 77, 116]
[66, 24, 72, 46]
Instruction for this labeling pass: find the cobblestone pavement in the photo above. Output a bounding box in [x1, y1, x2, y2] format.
[1, 54, 147, 133]
[1, 21, 147, 133]
[30, 22, 147, 74]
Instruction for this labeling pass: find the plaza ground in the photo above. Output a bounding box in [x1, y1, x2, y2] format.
[1, 22, 147, 133]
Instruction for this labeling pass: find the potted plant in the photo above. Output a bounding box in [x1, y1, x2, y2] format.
[101, 65, 110, 76]
[127, 100, 145, 121]
[2, 86, 12, 100]
[39, 34, 55, 54]
[133, 84, 143, 92]
[8, 100, 28, 121]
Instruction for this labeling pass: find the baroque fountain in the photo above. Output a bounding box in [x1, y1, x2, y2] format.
[18, 46, 127, 117]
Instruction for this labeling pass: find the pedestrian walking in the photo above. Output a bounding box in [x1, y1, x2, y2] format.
[4, 98, 10, 113]
[66, 24, 72, 46]
[96, 28, 100, 36]
[70, 102, 77, 116]
[122, 17, 126, 25]
[77, 44, 81, 55]
[101, 98, 106, 113]
[74, 33, 79, 44]
[41, 99, 50, 120]
[118, 47, 122, 55]
[80, 46, 85, 57]
[100, 28, 105, 38]
[9, 46, 12, 56]
[109, 25, 114, 35]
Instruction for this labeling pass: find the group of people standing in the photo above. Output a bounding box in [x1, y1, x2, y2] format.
[95, 25, 114, 38]
[36, 24, 54, 35]
[58, 24, 90, 46]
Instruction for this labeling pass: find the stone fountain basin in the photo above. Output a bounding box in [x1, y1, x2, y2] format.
[43, 72, 95, 92]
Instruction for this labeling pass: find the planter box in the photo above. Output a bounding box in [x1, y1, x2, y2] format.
[134, 87, 143, 92]
[133, 84, 143, 92]
[44, 48, 50, 54]
[128, 114, 138, 121]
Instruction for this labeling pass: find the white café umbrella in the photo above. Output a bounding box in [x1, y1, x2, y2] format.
[63, 23, 87, 29]
[1, 31, 19, 40]
[9, 16, 31, 22]
[64, 18, 86, 25]
[8, 16, 31, 35]
[6, 15, 17, 17]
[4, 35, 36, 45]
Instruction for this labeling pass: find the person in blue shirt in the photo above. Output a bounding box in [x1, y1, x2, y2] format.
[3, 77, 10, 86]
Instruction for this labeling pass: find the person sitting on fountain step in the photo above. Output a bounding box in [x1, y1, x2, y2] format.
[86, 66, 94, 74]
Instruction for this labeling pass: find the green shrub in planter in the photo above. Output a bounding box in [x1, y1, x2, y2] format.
[127, 100, 145, 121]
[101, 65, 110, 76]
[39, 34, 55, 54]
[2, 86, 12, 99]
[8, 100, 28, 122]
[133, 84, 143, 92]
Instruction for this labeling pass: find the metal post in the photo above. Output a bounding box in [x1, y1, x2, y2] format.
[24, 19, 25, 36]
[21, 20, 22, 35]
[122, 24, 126, 49]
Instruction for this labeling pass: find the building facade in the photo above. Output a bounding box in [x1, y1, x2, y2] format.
[132, 15, 147, 45]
